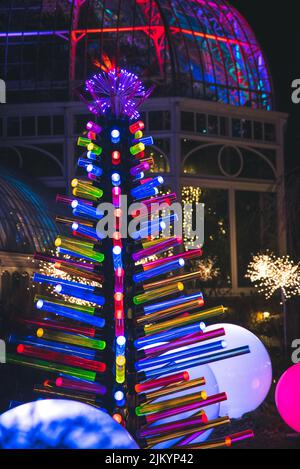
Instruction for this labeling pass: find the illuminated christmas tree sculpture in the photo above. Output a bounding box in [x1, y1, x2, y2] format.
[7, 68, 255, 449]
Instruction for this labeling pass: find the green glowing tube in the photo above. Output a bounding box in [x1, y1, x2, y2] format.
[37, 328, 106, 351]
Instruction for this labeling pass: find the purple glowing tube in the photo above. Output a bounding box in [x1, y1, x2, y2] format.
[132, 237, 182, 262]
[142, 248, 203, 270]
[134, 322, 206, 349]
[130, 162, 150, 177]
[177, 431, 205, 447]
[138, 415, 208, 438]
[140, 328, 226, 357]
[143, 292, 203, 315]
[133, 258, 185, 283]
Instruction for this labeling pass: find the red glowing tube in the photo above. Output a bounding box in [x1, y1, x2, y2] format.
[114, 293, 124, 317]
[141, 328, 226, 358]
[129, 121, 145, 134]
[17, 344, 106, 372]
[112, 150, 121, 165]
[135, 371, 189, 393]
[144, 393, 227, 424]
[17, 318, 96, 338]
[113, 231, 122, 248]
[142, 249, 203, 271]
[87, 131, 96, 140]
[55, 377, 106, 395]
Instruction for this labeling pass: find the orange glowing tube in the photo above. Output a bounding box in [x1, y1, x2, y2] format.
[133, 282, 184, 305]
[135, 371, 189, 393]
[137, 390, 207, 416]
[140, 377, 206, 402]
[136, 297, 205, 325]
[143, 270, 202, 290]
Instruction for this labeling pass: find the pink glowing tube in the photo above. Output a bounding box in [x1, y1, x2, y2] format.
[143, 393, 227, 424]
[141, 328, 226, 358]
[142, 249, 203, 271]
[142, 193, 177, 207]
[55, 377, 106, 395]
[34, 253, 95, 272]
[115, 267, 124, 293]
[135, 371, 189, 393]
[17, 318, 96, 338]
[112, 186, 121, 207]
[177, 431, 205, 447]
[132, 237, 182, 262]
[228, 430, 255, 444]
[17, 344, 106, 373]
[138, 415, 208, 438]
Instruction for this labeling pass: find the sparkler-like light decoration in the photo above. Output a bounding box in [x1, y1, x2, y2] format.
[246, 253, 300, 300]
[197, 257, 220, 282]
[85, 69, 154, 119]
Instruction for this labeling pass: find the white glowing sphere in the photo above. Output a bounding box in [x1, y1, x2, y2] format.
[204, 323, 272, 418]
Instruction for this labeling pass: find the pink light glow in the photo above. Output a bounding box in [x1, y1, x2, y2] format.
[275, 364, 300, 433]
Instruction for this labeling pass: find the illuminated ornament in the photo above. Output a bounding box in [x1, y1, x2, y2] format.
[204, 324, 272, 418]
[275, 364, 300, 433]
[111, 129, 120, 143]
[0, 400, 139, 449]
[85, 69, 154, 119]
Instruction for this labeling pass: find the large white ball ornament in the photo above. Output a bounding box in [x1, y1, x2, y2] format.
[204, 324, 272, 418]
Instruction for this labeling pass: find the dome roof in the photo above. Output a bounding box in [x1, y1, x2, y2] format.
[0, 171, 58, 254]
[1, 0, 272, 110]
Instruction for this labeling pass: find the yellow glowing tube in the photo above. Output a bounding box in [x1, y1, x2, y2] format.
[137, 391, 207, 416]
[142, 237, 173, 249]
[141, 378, 206, 402]
[133, 282, 184, 305]
[136, 298, 203, 325]
[143, 271, 202, 291]
[36, 328, 106, 351]
[116, 355, 126, 384]
[144, 306, 227, 335]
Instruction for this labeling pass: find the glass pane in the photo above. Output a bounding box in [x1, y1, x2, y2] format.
[148, 111, 171, 131]
[220, 117, 229, 136]
[253, 121, 263, 140]
[37, 116, 51, 136]
[264, 123, 276, 142]
[236, 191, 278, 286]
[241, 120, 252, 139]
[232, 118, 242, 138]
[181, 112, 195, 132]
[7, 117, 20, 137]
[196, 113, 207, 135]
[208, 115, 218, 135]
[21, 116, 35, 136]
[53, 115, 65, 135]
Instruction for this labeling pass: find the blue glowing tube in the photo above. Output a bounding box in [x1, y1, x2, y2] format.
[87, 151, 99, 161]
[131, 177, 164, 198]
[86, 163, 103, 177]
[143, 292, 203, 315]
[133, 258, 185, 283]
[135, 340, 226, 372]
[134, 322, 206, 349]
[137, 136, 153, 146]
[72, 222, 104, 240]
[71, 200, 103, 220]
[116, 336, 126, 356]
[131, 186, 159, 201]
[54, 284, 105, 306]
[33, 273, 95, 292]
[134, 214, 178, 238]
[113, 246, 123, 270]
[8, 334, 96, 360]
[133, 172, 144, 181]
[77, 158, 92, 169]
[111, 129, 120, 143]
[140, 346, 251, 380]
[36, 299, 106, 328]
[111, 173, 121, 187]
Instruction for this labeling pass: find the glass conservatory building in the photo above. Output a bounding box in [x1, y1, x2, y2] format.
[0, 0, 288, 293]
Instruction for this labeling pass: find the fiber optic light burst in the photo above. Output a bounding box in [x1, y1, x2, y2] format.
[85, 69, 154, 119]
[246, 253, 300, 300]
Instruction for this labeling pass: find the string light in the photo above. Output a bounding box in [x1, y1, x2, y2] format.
[246, 252, 300, 299]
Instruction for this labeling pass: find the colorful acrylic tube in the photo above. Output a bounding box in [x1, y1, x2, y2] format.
[139, 414, 209, 438]
[142, 249, 203, 270]
[86, 143, 102, 155]
[134, 323, 206, 349]
[54, 263, 103, 285]
[135, 371, 189, 394]
[72, 223, 102, 241]
[55, 377, 106, 395]
[7, 353, 96, 381]
[143, 306, 227, 335]
[34, 295, 96, 315]
[133, 258, 184, 283]
[86, 121, 102, 134]
[116, 355, 126, 384]
[129, 121, 145, 134]
[37, 328, 106, 351]
[183, 430, 254, 449]
[135, 340, 225, 372]
[143, 270, 203, 291]
[140, 329, 225, 357]
[77, 137, 92, 148]
[142, 393, 227, 424]
[17, 344, 106, 373]
[140, 378, 206, 402]
[33, 386, 97, 406]
[145, 417, 230, 448]
[132, 237, 182, 262]
[130, 142, 145, 155]
[57, 246, 104, 264]
[136, 299, 205, 325]
[33, 273, 97, 293]
[130, 162, 150, 177]
[54, 284, 105, 305]
[131, 177, 163, 198]
[139, 347, 250, 380]
[34, 253, 94, 271]
[143, 292, 203, 315]
[36, 299, 105, 328]
[9, 335, 96, 360]
[136, 391, 207, 416]
[17, 318, 96, 338]
[71, 200, 103, 220]
[133, 282, 184, 305]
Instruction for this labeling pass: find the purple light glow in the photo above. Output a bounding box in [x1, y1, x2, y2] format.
[85, 69, 154, 119]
